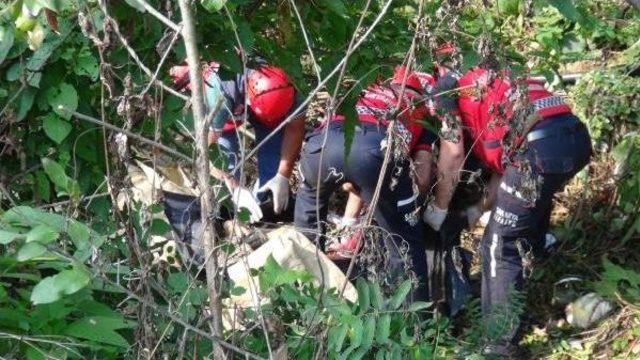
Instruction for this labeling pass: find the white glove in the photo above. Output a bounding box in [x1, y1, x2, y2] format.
[465, 205, 483, 228]
[257, 173, 290, 214]
[230, 186, 263, 223]
[423, 202, 447, 231]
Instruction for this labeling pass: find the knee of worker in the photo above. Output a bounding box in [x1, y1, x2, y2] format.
[482, 228, 527, 289]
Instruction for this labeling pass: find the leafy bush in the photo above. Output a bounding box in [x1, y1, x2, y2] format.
[237, 255, 455, 359]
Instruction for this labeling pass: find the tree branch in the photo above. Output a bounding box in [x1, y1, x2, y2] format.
[176, 1, 226, 358]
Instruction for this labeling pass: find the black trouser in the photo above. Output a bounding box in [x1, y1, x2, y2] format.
[480, 113, 592, 340]
[424, 155, 487, 316]
[294, 122, 429, 301]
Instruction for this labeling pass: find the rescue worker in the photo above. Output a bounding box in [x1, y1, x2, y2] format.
[294, 65, 440, 301]
[327, 64, 465, 261]
[424, 65, 592, 354]
[169, 58, 306, 222]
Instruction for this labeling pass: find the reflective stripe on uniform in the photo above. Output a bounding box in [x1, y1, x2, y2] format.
[500, 181, 527, 201]
[397, 192, 419, 207]
[490, 233, 498, 278]
[532, 96, 566, 112]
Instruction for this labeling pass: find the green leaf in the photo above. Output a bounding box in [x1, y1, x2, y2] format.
[40, 0, 63, 12]
[26, 224, 59, 244]
[124, 0, 146, 12]
[347, 317, 364, 348]
[230, 286, 246, 296]
[201, 0, 227, 12]
[35, 171, 51, 202]
[64, 316, 136, 347]
[360, 315, 376, 352]
[408, 301, 433, 312]
[47, 82, 78, 120]
[0, 24, 15, 65]
[75, 53, 99, 80]
[31, 268, 91, 304]
[167, 272, 188, 294]
[356, 278, 370, 315]
[389, 280, 412, 310]
[16, 88, 36, 122]
[149, 219, 171, 236]
[17, 242, 47, 261]
[42, 157, 69, 190]
[42, 113, 72, 144]
[0, 230, 22, 245]
[369, 282, 383, 310]
[328, 323, 349, 352]
[324, 0, 347, 17]
[548, 0, 579, 22]
[375, 314, 391, 344]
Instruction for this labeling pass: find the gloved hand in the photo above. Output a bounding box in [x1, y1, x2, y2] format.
[423, 202, 447, 231]
[258, 173, 290, 214]
[230, 186, 263, 223]
[465, 204, 483, 228]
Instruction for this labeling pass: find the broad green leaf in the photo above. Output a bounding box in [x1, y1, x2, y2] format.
[236, 20, 254, 52]
[347, 317, 364, 348]
[389, 280, 412, 310]
[16, 88, 36, 122]
[3, 206, 65, 229]
[167, 272, 188, 294]
[0, 230, 22, 245]
[39, 0, 63, 12]
[201, 0, 227, 12]
[35, 171, 51, 202]
[47, 82, 78, 119]
[26, 29, 68, 72]
[360, 315, 376, 352]
[42, 157, 69, 191]
[375, 314, 391, 344]
[26, 224, 59, 244]
[64, 316, 136, 347]
[356, 278, 370, 315]
[124, 0, 146, 12]
[54, 268, 91, 295]
[0, 24, 15, 65]
[2, 207, 99, 261]
[369, 282, 383, 310]
[7, 63, 21, 82]
[31, 268, 91, 304]
[0, 88, 7, 98]
[328, 323, 349, 352]
[548, 0, 579, 22]
[75, 53, 99, 80]
[325, 0, 347, 17]
[408, 301, 433, 312]
[42, 113, 72, 144]
[149, 218, 171, 236]
[67, 220, 90, 245]
[17, 242, 47, 261]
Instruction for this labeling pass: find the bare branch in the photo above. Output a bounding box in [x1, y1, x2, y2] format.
[134, 0, 182, 32]
[97, 2, 188, 101]
[61, 107, 192, 162]
[177, 1, 226, 358]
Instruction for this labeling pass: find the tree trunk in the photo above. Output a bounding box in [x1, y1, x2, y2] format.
[176, 1, 225, 358]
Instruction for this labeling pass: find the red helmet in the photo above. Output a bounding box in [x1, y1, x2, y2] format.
[247, 66, 295, 127]
[390, 66, 434, 94]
